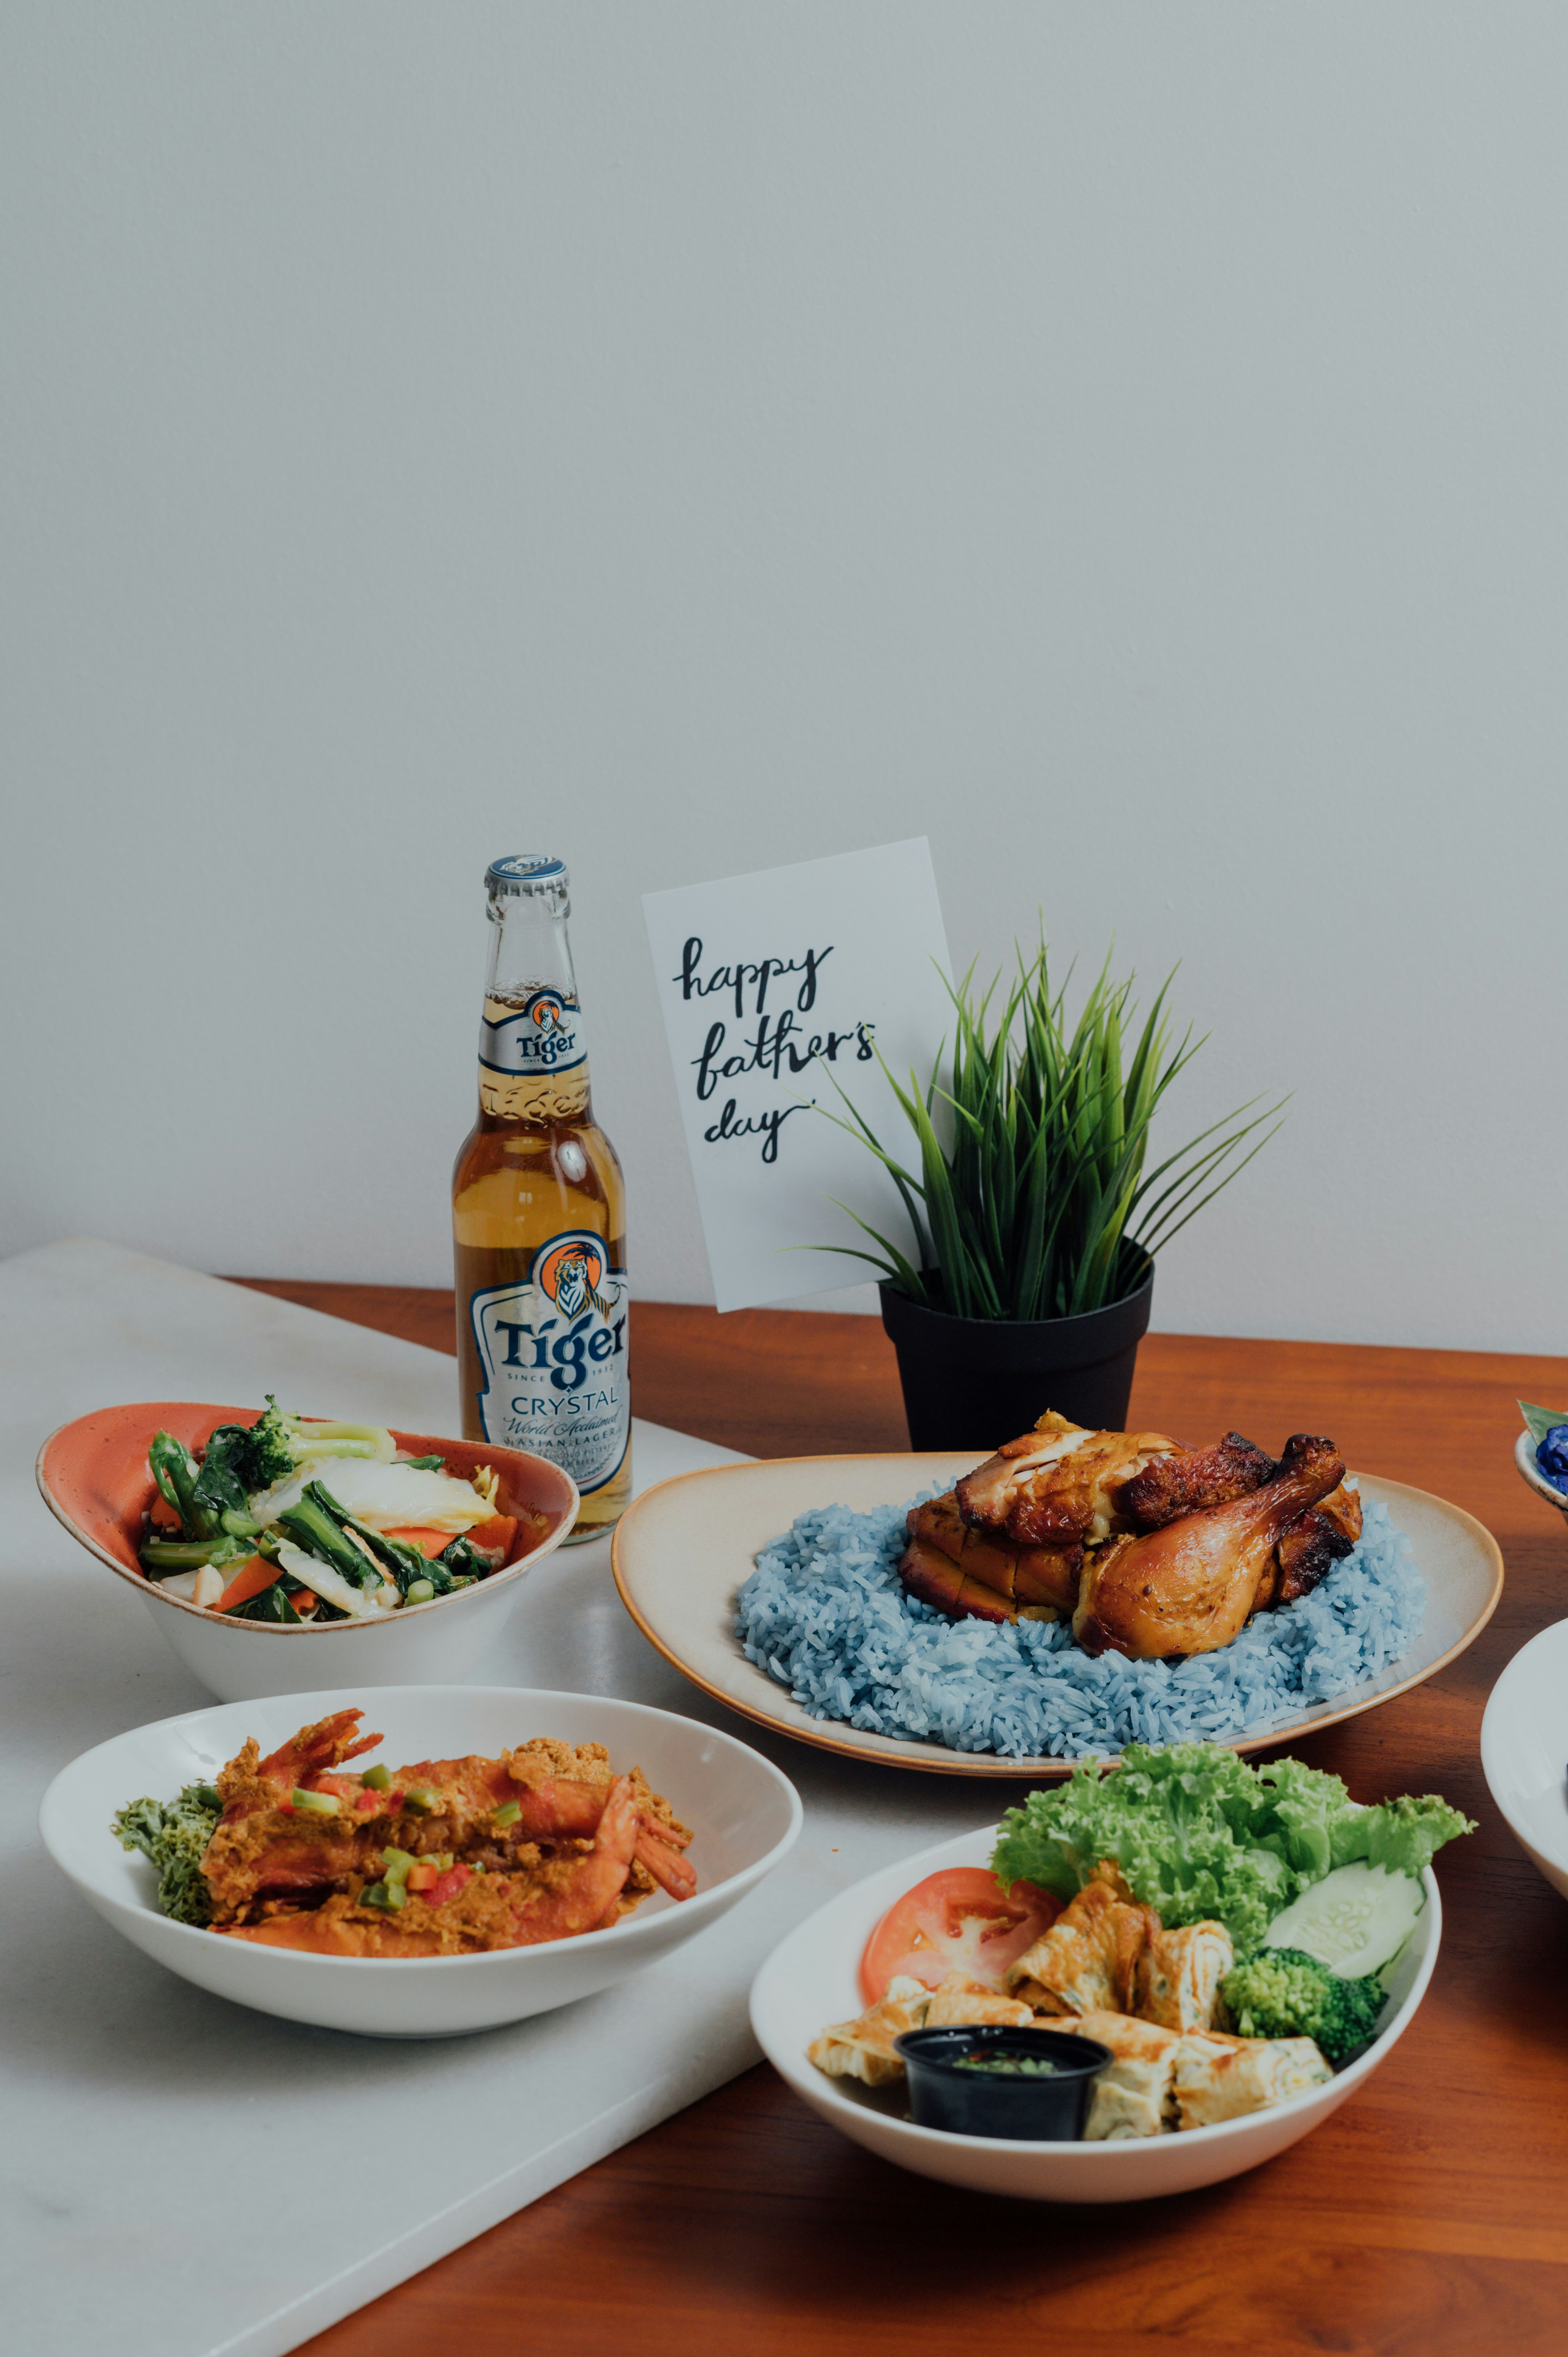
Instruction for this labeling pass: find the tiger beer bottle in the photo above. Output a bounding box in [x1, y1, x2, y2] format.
[452, 855, 630, 1541]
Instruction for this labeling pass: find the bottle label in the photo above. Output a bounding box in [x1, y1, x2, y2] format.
[467, 1228, 629, 1494]
[480, 989, 587, 1078]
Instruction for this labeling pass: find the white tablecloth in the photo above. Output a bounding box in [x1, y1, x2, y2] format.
[1, 1239, 1036, 2357]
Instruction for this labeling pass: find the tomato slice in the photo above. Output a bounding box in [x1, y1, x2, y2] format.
[859, 1867, 1061, 2004]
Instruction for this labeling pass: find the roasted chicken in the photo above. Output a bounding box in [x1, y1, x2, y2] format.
[954, 1413, 1181, 1547]
[900, 1492, 1082, 1623]
[1073, 1434, 1346, 1659]
[897, 1410, 1362, 1661]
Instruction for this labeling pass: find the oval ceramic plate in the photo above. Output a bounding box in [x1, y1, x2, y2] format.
[611, 1451, 1503, 1778]
[1480, 1616, 1568, 1903]
[750, 1822, 1441, 2202]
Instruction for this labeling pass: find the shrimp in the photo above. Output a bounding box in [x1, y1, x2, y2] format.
[201, 1710, 383, 1921]
[220, 1778, 649, 1955]
[384, 1746, 697, 1898]
[501, 1775, 643, 1944]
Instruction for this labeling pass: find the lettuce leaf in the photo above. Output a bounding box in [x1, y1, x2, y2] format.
[990, 1742, 1472, 1953]
[1330, 1791, 1475, 1878]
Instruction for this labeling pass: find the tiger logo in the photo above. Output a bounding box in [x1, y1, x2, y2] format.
[535, 1232, 623, 1322]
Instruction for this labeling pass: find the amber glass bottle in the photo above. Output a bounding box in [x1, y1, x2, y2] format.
[452, 855, 629, 1541]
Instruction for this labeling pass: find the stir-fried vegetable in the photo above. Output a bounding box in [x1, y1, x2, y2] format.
[230, 1396, 396, 1489]
[138, 1400, 529, 1626]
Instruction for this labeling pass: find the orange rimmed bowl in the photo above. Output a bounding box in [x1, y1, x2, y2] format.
[37, 1401, 579, 1702]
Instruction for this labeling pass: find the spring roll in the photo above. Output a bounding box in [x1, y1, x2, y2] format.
[807, 1975, 930, 2086]
[807, 1972, 1033, 2087]
[1172, 2029, 1331, 2129]
[923, 1972, 1038, 2030]
[1135, 1920, 1234, 2032]
[1006, 1866, 1155, 2016]
[1053, 2008, 1182, 2139]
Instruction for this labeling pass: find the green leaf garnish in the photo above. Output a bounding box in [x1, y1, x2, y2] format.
[1520, 1400, 1568, 1448]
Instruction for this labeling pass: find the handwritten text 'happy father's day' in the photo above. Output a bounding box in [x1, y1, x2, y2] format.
[676, 936, 873, 1164]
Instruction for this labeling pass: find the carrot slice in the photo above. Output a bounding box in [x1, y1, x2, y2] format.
[381, 1526, 456, 1558]
[148, 1493, 183, 1532]
[466, 1515, 519, 1563]
[216, 1555, 283, 1611]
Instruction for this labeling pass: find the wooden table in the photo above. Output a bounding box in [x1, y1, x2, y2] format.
[240, 1285, 1568, 2357]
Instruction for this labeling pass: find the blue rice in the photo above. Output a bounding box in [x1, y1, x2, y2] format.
[735, 1493, 1426, 1759]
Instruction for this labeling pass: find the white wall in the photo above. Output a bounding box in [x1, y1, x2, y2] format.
[4, 4, 1564, 1352]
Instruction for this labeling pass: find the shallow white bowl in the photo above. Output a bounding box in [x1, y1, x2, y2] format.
[750, 1825, 1440, 2202]
[42, 1686, 803, 2037]
[1480, 1616, 1568, 1902]
[1515, 1428, 1568, 1521]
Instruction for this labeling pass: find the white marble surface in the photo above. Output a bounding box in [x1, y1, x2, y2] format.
[2, 1240, 1041, 2357]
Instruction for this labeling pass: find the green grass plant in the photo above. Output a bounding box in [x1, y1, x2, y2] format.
[815, 944, 1284, 1322]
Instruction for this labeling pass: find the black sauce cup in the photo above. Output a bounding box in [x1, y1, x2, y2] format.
[894, 2024, 1113, 2141]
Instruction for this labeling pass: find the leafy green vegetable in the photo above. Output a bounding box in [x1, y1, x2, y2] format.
[148, 1432, 210, 1539]
[1220, 1947, 1386, 2067]
[402, 1454, 445, 1471]
[274, 1485, 389, 1590]
[227, 1578, 304, 1623]
[113, 1784, 222, 1925]
[139, 1534, 252, 1574]
[990, 1743, 1473, 1954]
[1520, 1399, 1568, 1449]
[189, 1425, 265, 1535]
[1327, 1792, 1475, 1880]
[433, 1534, 500, 1590]
[298, 1482, 435, 1595]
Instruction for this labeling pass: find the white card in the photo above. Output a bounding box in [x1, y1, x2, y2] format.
[643, 839, 954, 1312]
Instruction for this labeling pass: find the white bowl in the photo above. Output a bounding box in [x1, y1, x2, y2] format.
[36, 1402, 581, 1704]
[41, 1685, 803, 2037]
[1515, 1428, 1568, 1521]
[1480, 1617, 1568, 1902]
[750, 1825, 1440, 2202]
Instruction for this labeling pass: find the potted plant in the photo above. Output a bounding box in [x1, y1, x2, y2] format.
[817, 945, 1282, 1448]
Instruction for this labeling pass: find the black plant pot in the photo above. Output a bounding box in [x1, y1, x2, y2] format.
[878, 1263, 1155, 1449]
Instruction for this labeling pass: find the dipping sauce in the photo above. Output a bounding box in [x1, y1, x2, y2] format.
[952, 2051, 1058, 2077]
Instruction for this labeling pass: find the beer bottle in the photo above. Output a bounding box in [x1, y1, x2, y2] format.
[452, 855, 630, 1541]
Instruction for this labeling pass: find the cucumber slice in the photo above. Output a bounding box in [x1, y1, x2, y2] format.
[1263, 1862, 1423, 1980]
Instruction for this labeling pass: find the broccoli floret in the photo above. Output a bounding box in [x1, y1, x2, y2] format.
[226, 1397, 305, 1490]
[1220, 1946, 1386, 2067]
[227, 1396, 392, 1492]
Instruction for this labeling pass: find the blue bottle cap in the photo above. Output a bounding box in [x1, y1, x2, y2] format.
[486, 855, 569, 892]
